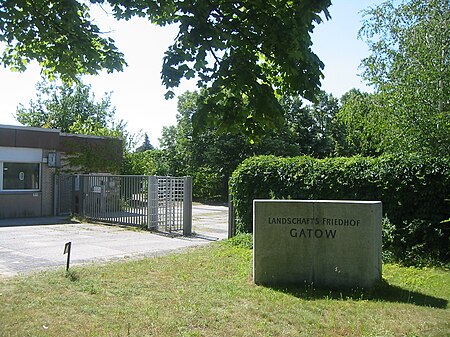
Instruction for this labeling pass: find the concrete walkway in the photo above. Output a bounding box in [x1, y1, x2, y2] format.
[0, 204, 228, 277]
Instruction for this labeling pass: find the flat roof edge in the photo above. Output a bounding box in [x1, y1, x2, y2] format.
[0, 124, 60, 133]
[60, 132, 121, 140]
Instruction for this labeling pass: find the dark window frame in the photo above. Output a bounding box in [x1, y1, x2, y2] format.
[1, 162, 41, 191]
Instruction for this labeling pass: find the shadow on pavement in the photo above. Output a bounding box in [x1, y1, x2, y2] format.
[0, 216, 76, 227]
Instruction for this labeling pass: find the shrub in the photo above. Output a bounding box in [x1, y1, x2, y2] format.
[226, 233, 253, 250]
[122, 150, 169, 176]
[191, 166, 223, 201]
[229, 154, 450, 264]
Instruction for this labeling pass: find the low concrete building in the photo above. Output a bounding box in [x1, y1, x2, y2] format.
[0, 124, 122, 218]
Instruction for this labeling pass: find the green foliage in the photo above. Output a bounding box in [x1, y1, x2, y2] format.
[1, 0, 332, 138]
[135, 133, 154, 152]
[15, 79, 117, 132]
[191, 166, 223, 201]
[155, 90, 344, 201]
[226, 233, 253, 250]
[16, 79, 130, 173]
[337, 89, 383, 156]
[280, 92, 343, 157]
[0, 0, 125, 81]
[154, 0, 331, 138]
[122, 150, 169, 176]
[229, 154, 450, 264]
[358, 0, 450, 157]
[381, 216, 396, 263]
[59, 135, 123, 174]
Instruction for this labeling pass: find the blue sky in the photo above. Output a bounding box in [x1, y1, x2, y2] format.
[0, 1, 381, 147]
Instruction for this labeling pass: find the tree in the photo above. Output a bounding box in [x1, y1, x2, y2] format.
[159, 91, 251, 199]
[250, 91, 345, 159]
[337, 89, 382, 156]
[15, 78, 133, 151]
[281, 91, 341, 157]
[359, 0, 450, 157]
[158, 91, 198, 177]
[157, 90, 343, 200]
[1, 0, 331, 137]
[16, 79, 114, 131]
[162, 0, 331, 138]
[16, 78, 135, 173]
[135, 133, 154, 152]
[122, 149, 168, 176]
[0, 0, 125, 81]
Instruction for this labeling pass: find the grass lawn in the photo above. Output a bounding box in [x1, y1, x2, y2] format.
[0, 240, 449, 336]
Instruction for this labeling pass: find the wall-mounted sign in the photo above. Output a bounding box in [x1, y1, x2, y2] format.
[48, 152, 56, 167]
[92, 186, 102, 193]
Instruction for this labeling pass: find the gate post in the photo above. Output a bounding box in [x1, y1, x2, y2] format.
[72, 175, 78, 215]
[79, 175, 85, 217]
[148, 176, 158, 230]
[228, 191, 236, 238]
[53, 174, 58, 216]
[183, 176, 192, 236]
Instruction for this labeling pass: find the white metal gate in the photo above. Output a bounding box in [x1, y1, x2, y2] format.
[56, 174, 192, 235]
[150, 176, 189, 233]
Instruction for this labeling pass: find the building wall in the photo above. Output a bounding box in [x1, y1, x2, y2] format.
[0, 147, 56, 218]
[0, 125, 59, 149]
[0, 125, 122, 218]
[0, 193, 42, 218]
[42, 149, 56, 216]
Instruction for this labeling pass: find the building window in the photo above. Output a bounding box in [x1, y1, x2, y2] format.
[2, 162, 40, 190]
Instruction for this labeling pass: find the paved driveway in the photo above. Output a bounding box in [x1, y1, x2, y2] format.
[0, 204, 228, 277]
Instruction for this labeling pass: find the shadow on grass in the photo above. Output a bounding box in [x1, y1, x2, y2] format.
[268, 279, 448, 309]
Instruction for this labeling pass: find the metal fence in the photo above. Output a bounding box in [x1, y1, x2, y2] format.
[54, 174, 74, 216]
[55, 174, 192, 235]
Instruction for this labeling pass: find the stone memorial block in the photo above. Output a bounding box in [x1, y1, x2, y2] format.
[253, 200, 382, 288]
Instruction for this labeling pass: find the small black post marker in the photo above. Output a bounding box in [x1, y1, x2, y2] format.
[63, 242, 72, 271]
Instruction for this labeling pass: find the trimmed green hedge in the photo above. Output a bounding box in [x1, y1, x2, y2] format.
[229, 155, 450, 264]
